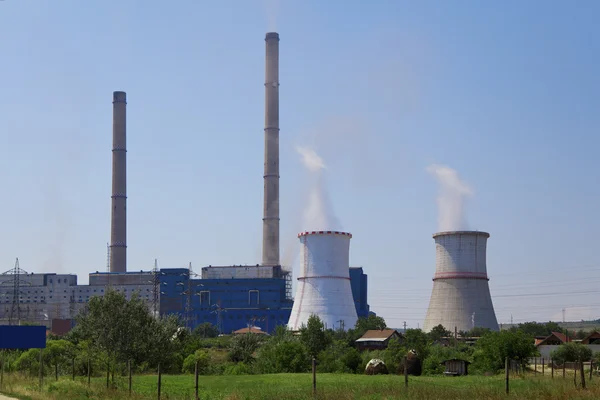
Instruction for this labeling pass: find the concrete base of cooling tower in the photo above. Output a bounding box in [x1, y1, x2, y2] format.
[423, 278, 499, 333]
[288, 277, 358, 331]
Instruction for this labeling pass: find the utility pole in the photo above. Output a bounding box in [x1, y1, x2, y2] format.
[212, 301, 226, 335]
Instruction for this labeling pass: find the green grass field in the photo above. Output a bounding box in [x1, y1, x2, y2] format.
[1, 373, 599, 400]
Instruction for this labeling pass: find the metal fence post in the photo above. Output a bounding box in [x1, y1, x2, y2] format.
[312, 357, 316, 396]
[39, 348, 44, 391]
[505, 357, 509, 395]
[404, 357, 408, 388]
[157, 363, 162, 400]
[128, 359, 132, 395]
[542, 358, 544, 376]
[194, 360, 199, 400]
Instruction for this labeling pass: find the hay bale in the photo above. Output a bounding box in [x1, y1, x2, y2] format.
[365, 359, 389, 375]
[397, 350, 422, 376]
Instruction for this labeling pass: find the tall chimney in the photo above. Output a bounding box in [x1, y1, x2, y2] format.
[262, 32, 280, 267]
[110, 91, 127, 273]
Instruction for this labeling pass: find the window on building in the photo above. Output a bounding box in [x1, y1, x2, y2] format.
[199, 291, 210, 305]
[249, 290, 259, 306]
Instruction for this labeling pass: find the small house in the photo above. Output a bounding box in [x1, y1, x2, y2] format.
[536, 331, 571, 358]
[580, 331, 600, 345]
[441, 359, 470, 376]
[536, 332, 570, 346]
[355, 329, 403, 351]
[232, 326, 269, 335]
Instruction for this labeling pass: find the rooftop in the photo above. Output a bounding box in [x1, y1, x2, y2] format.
[355, 329, 400, 342]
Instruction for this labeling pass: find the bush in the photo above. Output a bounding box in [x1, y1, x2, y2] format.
[182, 349, 211, 374]
[223, 362, 253, 375]
[256, 339, 310, 373]
[15, 348, 42, 376]
[550, 343, 593, 365]
[228, 334, 263, 363]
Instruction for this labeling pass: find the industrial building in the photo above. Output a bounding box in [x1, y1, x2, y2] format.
[423, 230, 499, 333]
[0, 265, 154, 328]
[0, 263, 370, 334]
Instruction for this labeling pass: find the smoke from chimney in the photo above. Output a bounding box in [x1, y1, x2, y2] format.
[262, 32, 280, 267]
[110, 91, 127, 273]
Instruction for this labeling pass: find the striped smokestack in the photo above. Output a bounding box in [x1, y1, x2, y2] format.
[110, 91, 127, 273]
[262, 32, 280, 267]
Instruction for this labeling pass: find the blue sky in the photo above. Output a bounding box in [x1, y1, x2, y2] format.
[0, 0, 598, 329]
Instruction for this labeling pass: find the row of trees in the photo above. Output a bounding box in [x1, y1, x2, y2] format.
[2, 290, 599, 379]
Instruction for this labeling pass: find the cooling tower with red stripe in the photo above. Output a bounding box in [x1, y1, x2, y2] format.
[423, 231, 499, 332]
[288, 231, 358, 331]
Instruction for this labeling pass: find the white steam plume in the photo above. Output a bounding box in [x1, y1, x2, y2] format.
[426, 164, 473, 232]
[262, 0, 281, 32]
[296, 145, 342, 232]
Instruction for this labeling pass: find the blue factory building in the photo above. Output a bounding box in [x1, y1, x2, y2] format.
[159, 264, 370, 334]
[350, 267, 370, 319]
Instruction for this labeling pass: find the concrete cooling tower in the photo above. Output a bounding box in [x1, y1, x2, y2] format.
[288, 231, 358, 331]
[423, 231, 499, 333]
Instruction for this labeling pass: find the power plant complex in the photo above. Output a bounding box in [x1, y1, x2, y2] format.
[0, 32, 500, 335]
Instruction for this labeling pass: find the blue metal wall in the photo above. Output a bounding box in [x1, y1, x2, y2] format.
[159, 267, 370, 334]
[349, 267, 370, 318]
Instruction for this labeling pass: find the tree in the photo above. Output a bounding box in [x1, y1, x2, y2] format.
[383, 337, 405, 373]
[463, 327, 492, 338]
[182, 349, 211, 374]
[342, 315, 388, 345]
[45, 340, 75, 380]
[300, 315, 331, 358]
[72, 289, 181, 371]
[355, 315, 387, 334]
[316, 340, 361, 373]
[473, 330, 538, 373]
[193, 322, 219, 338]
[256, 340, 311, 373]
[228, 333, 263, 363]
[550, 343, 593, 365]
[403, 329, 431, 360]
[428, 324, 451, 342]
[510, 321, 563, 337]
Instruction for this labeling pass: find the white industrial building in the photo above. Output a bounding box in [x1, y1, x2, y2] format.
[0, 269, 153, 327]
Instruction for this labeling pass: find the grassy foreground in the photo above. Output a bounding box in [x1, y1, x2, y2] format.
[0, 373, 599, 400]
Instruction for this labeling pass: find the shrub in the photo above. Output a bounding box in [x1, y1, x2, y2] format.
[182, 349, 211, 374]
[223, 362, 253, 375]
[550, 343, 593, 365]
[228, 334, 263, 363]
[256, 339, 310, 373]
